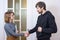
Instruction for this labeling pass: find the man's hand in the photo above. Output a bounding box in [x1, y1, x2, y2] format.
[37, 27, 42, 32]
[24, 31, 30, 37]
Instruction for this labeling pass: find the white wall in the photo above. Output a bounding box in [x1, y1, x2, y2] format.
[0, 0, 7, 40]
[27, 0, 60, 40]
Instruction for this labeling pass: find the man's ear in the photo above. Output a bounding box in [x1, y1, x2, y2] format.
[41, 7, 44, 10]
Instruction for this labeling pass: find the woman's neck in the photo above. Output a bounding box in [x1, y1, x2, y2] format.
[10, 20, 13, 23]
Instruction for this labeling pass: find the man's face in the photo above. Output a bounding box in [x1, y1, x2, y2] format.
[36, 6, 43, 14]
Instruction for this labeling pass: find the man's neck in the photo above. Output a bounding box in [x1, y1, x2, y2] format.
[42, 10, 46, 15]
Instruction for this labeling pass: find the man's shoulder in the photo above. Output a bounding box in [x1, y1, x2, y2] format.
[46, 11, 54, 17]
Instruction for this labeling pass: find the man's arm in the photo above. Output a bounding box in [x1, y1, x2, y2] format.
[29, 16, 40, 34]
[29, 24, 38, 34]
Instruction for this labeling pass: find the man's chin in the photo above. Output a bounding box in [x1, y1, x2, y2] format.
[38, 12, 42, 14]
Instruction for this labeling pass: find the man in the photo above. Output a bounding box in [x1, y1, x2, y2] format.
[25, 1, 57, 40]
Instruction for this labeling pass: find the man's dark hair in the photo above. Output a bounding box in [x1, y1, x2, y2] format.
[35, 1, 46, 10]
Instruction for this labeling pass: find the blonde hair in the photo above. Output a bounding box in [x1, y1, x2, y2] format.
[4, 11, 14, 23]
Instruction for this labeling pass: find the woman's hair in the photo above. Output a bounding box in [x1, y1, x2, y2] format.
[4, 11, 14, 23]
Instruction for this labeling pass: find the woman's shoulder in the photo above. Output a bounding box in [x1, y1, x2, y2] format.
[4, 23, 10, 29]
[4, 23, 15, 28]
[4, 23, 10, 28]
[5, 23, 10, 25]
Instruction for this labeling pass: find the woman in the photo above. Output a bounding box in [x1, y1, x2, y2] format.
[4, 11, 24, 40]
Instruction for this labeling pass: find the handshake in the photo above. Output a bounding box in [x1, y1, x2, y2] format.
[23, 31, 30, 37]
[22, 27, 42, 37]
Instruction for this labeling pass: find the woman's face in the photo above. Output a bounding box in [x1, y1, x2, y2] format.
[10, 13, 15, 21]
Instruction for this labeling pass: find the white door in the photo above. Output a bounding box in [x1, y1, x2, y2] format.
[7, 0, 27, 40]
